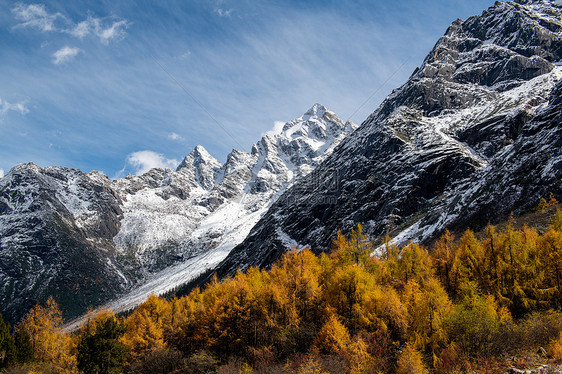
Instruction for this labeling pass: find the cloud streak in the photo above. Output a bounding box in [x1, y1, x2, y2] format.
[216, 8, 233, 17]
[52, 46, 81, 64]
[69, 17, 129, 43]
[263, 121, 286, 137]
[168, 133, 184, 141]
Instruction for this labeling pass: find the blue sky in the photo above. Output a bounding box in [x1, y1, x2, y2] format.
[0, 0, 496, 178]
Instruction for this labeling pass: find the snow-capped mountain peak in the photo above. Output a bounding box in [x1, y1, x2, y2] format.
[302, 102, 328, 119]
[281, 103, 351, 141]
[177, 145, 222, 170]
[193, 145, 220, 165]
[0, 104, 358, 323]
[176, 145, 222, 190]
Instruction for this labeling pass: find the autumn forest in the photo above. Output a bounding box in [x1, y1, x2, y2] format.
[1, 207, 562, 374]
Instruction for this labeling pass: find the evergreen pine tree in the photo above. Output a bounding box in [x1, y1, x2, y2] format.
[77, 313, 128, 374]
[12, 329, 33, 364]
[0, 314, 15, 368]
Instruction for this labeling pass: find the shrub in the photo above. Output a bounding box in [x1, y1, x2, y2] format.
[549, 332, 562, 360]
[396, 343, 427, 374]
[444, 295, 509, 356]
[127, 347, 185, 374]
[186, 350, 218, 374]
[514, 310, 562, 351]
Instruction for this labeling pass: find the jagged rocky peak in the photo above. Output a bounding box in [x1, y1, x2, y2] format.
[280, 103, 355, 142]
[247, 104, 357, 193]
[210, 149, 255, 199]
[177, 145, 221, 170]
[221, 149, 255, 176]
[9, 163, 63, 187]
[176, 145, 222, 190]
[7, 161, 39, 173]
[381, 0, 562, 119]
[192, 145, 221, 167]
[260, 104, 356, 163]
[417, 0, 561, 84]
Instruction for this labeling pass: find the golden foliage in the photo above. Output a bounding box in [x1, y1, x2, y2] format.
[551, 208, 562, 232]
[342, 337, 373, 374]
[537, 192, 559, 212]
[121, 294, 167, 359]
[549, 332, 562, 360]
[396, 343, 427, 374]
[10, 219, 562, 373]
[402, 278, 452, 353]
[16, 298, 77, 373]
[313, 313, 350, 355]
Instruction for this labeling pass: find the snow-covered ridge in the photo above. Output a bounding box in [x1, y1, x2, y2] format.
[111, 104, 355, 265]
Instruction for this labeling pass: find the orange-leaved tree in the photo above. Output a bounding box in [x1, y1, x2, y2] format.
[16, 298, 77, 373]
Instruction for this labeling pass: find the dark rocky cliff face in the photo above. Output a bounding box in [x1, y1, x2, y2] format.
[210, 0, 562, 277]
[0, 165, 130, 323]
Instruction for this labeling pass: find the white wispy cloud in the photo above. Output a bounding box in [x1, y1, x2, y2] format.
[263, 121, 286, 137]
[0, 97, 29, 116]
[168, 133, 184, 141]
[209, 0, 233, 17]
[0, 169, 4, 178]
[97, 19, 128, 43]
[216, 8, 233, 17]
[70, 19, 90, 38]
[52, 46, 81, 64]
[69, 17, 129, 43]
[12, 3, 64, 32]
[125, 150, 178, 176]
[179, 49, 192, 59]
[12, 3, 129, 44]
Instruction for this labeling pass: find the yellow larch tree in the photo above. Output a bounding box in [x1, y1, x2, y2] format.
[121, 294, 167, 360]
[16, 298, 77, 373]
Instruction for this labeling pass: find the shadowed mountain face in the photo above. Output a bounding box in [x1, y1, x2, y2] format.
[0, 105, 355, 324]
[210, 0, 562, 277]
[0, 165, 129, 323]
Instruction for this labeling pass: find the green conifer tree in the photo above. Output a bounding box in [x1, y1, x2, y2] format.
[77, 313, 128, 374]
[0, 314, 16, 368]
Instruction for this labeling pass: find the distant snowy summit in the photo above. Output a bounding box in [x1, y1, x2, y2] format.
[0, 104, 356, 323]
[112, 103, 356, 266]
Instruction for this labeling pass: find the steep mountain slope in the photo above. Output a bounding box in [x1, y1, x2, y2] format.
[0, 165, 129, 322]
[0, 105, 354, 324]
[212, 0, 562, 276]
